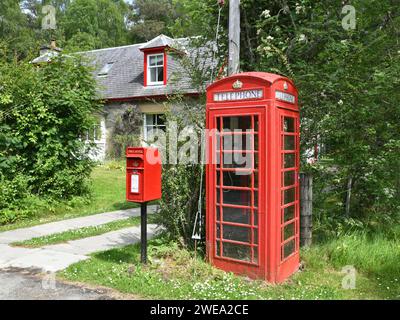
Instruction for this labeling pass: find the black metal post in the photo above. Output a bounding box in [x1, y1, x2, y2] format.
[141, 202, 148, 264]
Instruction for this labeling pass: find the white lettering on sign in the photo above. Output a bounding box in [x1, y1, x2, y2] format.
[131, 174, 139, 193]
[275, 91, 295, 104]
[214, 89, 263, 102]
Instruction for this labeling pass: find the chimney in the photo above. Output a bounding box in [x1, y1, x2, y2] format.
[50, 39, 56, 50]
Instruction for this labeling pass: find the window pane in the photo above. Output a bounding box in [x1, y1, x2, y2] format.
[283, 188, 296, 204]
[284, 171, 296, 186]
[149, 56, 157, 66]
[150, 68, 157, 82]
[222, 134, 255, 151]
[223, 116, 252, 130]
[158, 67, 164, 82]
[156, 55, 163, 66]
[223, 189, 251, 207]
[220, 206, 252, 225]
[222, 152, 253, 169]
[253, 228, 258, 245]
[220, 171, 251, 187]
[222, 242, 251, 262]
[283, 205, 295, 223]
[216, 241, 221, 256]
[284, 136, 295, 150]
[283, 153, 295, 168]
[223, 225, 251, 243]
[284, 223, 295, 240]
[283, 117, 295, 132]
[283, 240, 295, 259]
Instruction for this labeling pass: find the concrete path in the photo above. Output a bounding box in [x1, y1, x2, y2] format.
[0, 269, 115, 300]
[0, 208, 159, 273]
[0, 206, 157, 245]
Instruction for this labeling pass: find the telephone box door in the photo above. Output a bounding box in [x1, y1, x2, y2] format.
[207, 107, 266, 278]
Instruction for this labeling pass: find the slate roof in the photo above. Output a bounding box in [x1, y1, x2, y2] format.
[79, 36, 205, 100]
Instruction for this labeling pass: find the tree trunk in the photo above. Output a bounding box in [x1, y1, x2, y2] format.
[300, 173, 313, 247]
[345, 176, 353, 217]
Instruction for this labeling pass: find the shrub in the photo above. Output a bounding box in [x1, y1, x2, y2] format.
[0, 55, 102, 218]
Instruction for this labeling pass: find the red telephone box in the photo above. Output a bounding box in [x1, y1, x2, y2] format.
[206, 72, 300, 283]
[126, 147, 161, 203]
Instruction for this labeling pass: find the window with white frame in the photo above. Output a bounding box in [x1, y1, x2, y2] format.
[143, 113, 166, 141]
[147, 53, 164, 85]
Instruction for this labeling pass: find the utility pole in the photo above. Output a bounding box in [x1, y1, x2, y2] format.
[228, 0, 240, 76]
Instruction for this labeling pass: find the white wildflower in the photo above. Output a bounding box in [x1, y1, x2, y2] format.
[261, 9, 271, 18]
[266, 35, 274, 41]
[338, 100, 344, 105]
[299, 34, 307, 42]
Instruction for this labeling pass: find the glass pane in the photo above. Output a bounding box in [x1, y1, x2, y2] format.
[283, 117, 295, 132]
[156, 55, 163, 66]
[216, 241, 221, 256]
[254, 192, 258, 207]
[158, 67, 164, 82]
[223, 190, 251, 207]
[254, 171, 258, 188]
[216, 223, 221, 238]
[284, 171, 296, 186]
[284, 223, 295, 240]
[216, 206, 221, 221]
[220, 171, 251, 187]
[253, 228, 258, 245]
[223, 225, 251, 243]
[283, 188, 296, 205]
[283, 153, 295, 168]
[222, 242, 251, 262]
[222, 152, 253, 169]
[283, 240, 295, 259]
[222, 133, 255, 151]
[254, 210, 258, 225]
[221, 206, 251, 225]
[150, 68, 157, 82]
[254, 117, 259, 132]
[253, 248, 259, 264]
[149, 56, 157, 66]
[284, 136, 295, 150]
[223, 116, 252, 130]
[283, 205, 295, 223]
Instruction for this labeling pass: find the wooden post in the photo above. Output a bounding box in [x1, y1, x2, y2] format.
[300, 173, 313, 247]
[228, 0, 240, 75]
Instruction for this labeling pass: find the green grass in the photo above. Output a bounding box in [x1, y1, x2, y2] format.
[0, 161, 140, 233]
[11, 215, 158, 248]
[59, 229, 400, 300]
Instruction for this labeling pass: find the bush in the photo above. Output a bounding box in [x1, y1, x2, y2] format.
[0, 55, 102, 220]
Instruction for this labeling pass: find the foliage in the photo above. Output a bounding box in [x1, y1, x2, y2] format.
[239, 0, 400, 220]
[0, 55, 102, 223]
[0, 162, 138, 231]
[107, 107, 142, 160]
[155, 96, 206, 248]
[61, 230, 400, 299]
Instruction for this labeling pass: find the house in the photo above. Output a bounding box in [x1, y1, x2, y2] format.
[33, 35, 210, 161]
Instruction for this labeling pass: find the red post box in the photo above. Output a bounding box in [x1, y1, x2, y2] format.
[126, 147, 161, 203]
[206, 72, 300, 283]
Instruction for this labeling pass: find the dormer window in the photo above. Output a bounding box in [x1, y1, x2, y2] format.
[147, 53, 165, 86]
[98, 62, 114, 76]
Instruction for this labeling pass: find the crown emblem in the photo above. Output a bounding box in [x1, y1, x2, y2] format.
[284, 82, 289, 90]
[232, 80, 243, 89]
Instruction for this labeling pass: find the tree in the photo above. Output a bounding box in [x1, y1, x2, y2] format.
[62, 0, 129, 50]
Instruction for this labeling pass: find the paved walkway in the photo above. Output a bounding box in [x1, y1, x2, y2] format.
[0, 207, 159, 273]
[0, 206, 157, 245]
[0, 269, 116, 300]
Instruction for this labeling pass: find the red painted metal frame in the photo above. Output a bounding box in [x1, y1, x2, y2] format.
[206, 72, 300, 283]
